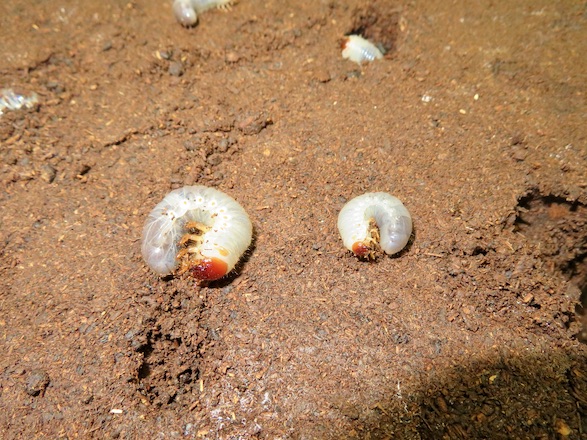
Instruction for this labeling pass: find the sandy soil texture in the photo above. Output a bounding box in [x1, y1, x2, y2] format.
[1, 0, 586, 438]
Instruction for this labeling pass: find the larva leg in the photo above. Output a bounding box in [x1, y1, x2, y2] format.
[366, 218, 383, 259]
[217, 1, 234, 12]
[352, 218, 383, 260]
[182, 221, 210, 242]
[177, 221, 212, 276]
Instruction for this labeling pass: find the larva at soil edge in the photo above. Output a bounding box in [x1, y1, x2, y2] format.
[337, 192, 412, 258]
[341, 35, 384, 64]
[141, 185, 252, 281]
[172, 0, 233, 26]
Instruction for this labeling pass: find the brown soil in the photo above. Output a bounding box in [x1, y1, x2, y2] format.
[1, 0, 586, 438]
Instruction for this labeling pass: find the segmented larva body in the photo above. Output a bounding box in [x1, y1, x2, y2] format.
[337, 192, 412, 258]
[172, 0, 233, 26]
[142, 185, 252, 281]
[341, 35, 384, 64]
[0, 89, 38, 116]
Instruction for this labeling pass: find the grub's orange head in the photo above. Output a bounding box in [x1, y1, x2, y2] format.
[341, 36, 350, 49]
[351, 242, 372, 258]
[191, 258, 229, 281]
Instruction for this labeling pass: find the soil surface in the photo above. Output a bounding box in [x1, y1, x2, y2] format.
[1, 0, 586, 438]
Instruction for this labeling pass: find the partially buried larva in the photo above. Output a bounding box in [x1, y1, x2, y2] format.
[172, 0, 233, 27]
[142, 185, 253, 281]
[341, 35, 384, 64]
[337, 192, 412, 259]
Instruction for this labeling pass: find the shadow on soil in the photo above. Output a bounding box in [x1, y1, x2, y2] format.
[356, 349, 587, 439]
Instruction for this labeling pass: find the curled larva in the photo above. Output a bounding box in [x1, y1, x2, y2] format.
[142, 185, 252, 281]
[172, 0, 233, 27]
[337, 192, 412, 259]
[341, 35, 384, 64]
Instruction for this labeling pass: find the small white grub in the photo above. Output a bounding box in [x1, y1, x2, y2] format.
[0, 89, 38, 116]
[341, 35, 384, 65]
[338, 192, 412, 259]
[172, 0, 233, 27]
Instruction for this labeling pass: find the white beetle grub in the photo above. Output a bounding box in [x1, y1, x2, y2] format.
[142, 185, 252, 281]
[0, 89, 38, 116]
[341, 35, 384, 64]
[337, 192, 412, 259]
[172, 0, 233, 27]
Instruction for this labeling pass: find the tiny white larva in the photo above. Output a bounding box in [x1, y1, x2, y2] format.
[337, 192, 412, 259]
[0, 89, 38, 116]
[341, 35, 384, 64]
[141, 185, 252, 281]
[172, 0, 233, 27]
